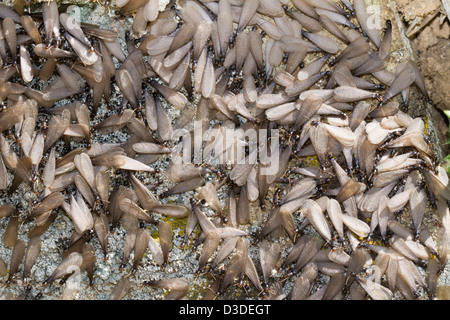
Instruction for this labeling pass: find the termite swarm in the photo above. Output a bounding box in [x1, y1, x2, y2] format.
[0, 0, 448, 301]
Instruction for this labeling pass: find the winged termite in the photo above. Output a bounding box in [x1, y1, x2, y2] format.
[356, 275, 393, 300]
[245, 250, 263, 291]
[197, 230, 221, 272]
[426, 257, 440, 298]
[266, 40, 284, 72]
[375, 152, 422, 173]
[43, 110, 70, 152]
[389, 235, 419, 263]
[128, 173, 157, 211]
[0, 103, 25, 133]
[20, 45, 33, 83]
[55, 64, 82, 95]
[300, 199, 332, 243]
[259, 240, 281, 287]
[0, 203, 14, 219]
[291, 236, 324, 275]
[326, 199, 344, 241]
[79, 243, 96, 287]
[6, 239, 26, 283]
[109, 154, 155, 172]
[295, 55, 329, 82]
[29, 191, 64, 220]
[150, 204, 189, 219]
[132, 8, 149, 34]
[132, 226, 150, 273]
[353, 0, 381, 47]
[145, 278, 190, 300]
[9, 155, 34, 192]
[162, 177, 205, 197]
[19, 15, 40, 44]
[3, 17, 17, 61]
[319, 273, 344, 300]
[286, 71, 329, 98]
[381, 62, 416, 105]
[64, 194, 94, 234]
[60, 13, 92, 49]
[385, 119, 431, 156]
[192, 199, 248, 241]
[308, 122, 329, 170]
[197, 182, 223, 216]
[151, 94, 174, 141]
[42, 1, 60, 45]
[371, 196, 390, 240]
[409, 188, 427, 234]
[387, 188, 414, 213]
[217, 237, 248, 293]
[4, 213, 19, 248]
[43, 251, 83, 286]
[341, 213, 371, 238]
[74, 153, 95, 192]
[286, 10, 320, 33]
[216, 0, 233, 57]
[119, 217, 138, 269]
[280, 234, 310, 270]
[22, 236, 41, 283]
[143, 230, 164, 267]
[109, 276, 131, 300]
[201, 51, 216, 99]
[65, 32, 99, 66]
[94, 109, 135, 134]
[289, 265, 317, 299]
[132, 142, 171, 155]
[302, 31, 340, 54]
[237, 0, 258, 31]
[115, 68, 139, 109]
[169, 51, 191, 91]
[0, 136, 17, 172]
[322, 123, 356, 148]
[0, 3, 20, 23]
[143, 0, 159, 22]
[60, 228, 88, 257]
[165, 40, 192, 70]
[94, 214, 109, 258]
[33, 44, 73, 60]
[397, 256, 427, 294]
[120, 197, 158, 224]
[318, 13, 348, 43]
[336, 178, 366, 203]
[290, 0, 317, 17]
[265, 102, 296, 122]
[158, 220, 172, 265]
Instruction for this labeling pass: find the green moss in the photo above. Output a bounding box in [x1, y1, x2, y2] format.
[152, 215, 201, 250]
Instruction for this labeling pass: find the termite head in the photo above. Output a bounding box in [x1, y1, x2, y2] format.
[386, 19, 392, 28]
[34, 291, 43, 300]
[229, 34, 236, 48]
